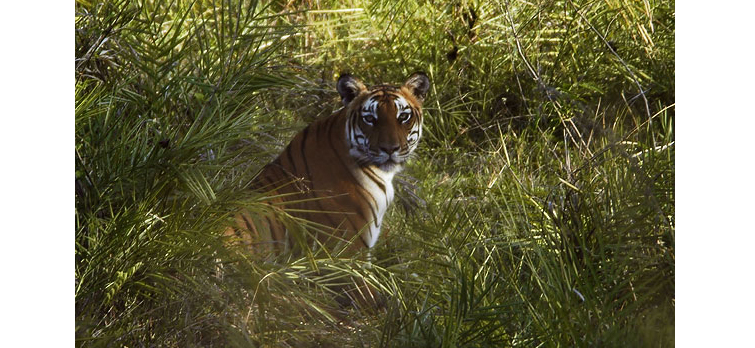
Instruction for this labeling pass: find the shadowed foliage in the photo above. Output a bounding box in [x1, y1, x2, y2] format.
[76, 0, 674, 346]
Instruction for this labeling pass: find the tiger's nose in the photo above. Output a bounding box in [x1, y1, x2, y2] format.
[380, 145, 400, 155]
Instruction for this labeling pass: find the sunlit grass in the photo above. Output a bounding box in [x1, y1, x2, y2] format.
[76, 0, 674, 346]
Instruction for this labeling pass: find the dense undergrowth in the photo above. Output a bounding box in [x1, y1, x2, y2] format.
[75, 0, 674, 346]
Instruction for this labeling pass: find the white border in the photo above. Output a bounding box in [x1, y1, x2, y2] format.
[677, 1, 755, 346]
[1, 2, 71, 345]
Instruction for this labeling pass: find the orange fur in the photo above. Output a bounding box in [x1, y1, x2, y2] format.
[228, 73, 430, 256]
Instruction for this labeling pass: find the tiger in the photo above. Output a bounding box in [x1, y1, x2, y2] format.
[228, 72, 430, 257]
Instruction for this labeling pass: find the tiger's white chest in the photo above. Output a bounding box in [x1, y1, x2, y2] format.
[353, 166, 396, 248]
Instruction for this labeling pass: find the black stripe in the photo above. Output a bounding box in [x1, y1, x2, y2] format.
[263, 164, 287, 188]
[301, 172, 345, 234]
[233, 227, 243, 238]
[409, 106, 420, 119]
[326, 129, 376, 224]
[362, 167, 386, 193]
[318, 114, 335, 140]
[341, 215, 369, 248]
[344, 214, 360, 231]
[358, 168, 384, 228]
[309, 116, 353, 230]
[264, 215, 279, 242]
[354, 199, 373, 226]
[350, 172, 379, 224]
[359, 192, 379, 227]
[315, 201, 344, 232]
[254, 173, 275, 191]
[241, 214, 255, 233]
[326, 124, 357, 177]
[348, 111, 358, 144]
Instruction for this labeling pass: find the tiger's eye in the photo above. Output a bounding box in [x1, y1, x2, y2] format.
[363, 114, 376, 124]
[398, 112, 411, 123]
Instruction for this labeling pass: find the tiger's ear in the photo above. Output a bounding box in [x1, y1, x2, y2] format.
[337, 73, 367, 106]
[403, 72, 431, 103]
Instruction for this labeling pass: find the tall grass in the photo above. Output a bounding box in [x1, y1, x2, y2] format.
[76, 0, 674, 346]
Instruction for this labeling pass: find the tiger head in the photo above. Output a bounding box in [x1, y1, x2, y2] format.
[337, 72, 431, 172]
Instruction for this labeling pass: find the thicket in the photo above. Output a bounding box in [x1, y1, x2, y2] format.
[75, 0, 674, 346]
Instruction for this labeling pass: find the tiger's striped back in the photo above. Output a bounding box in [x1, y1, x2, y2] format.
[229, 72, 431, 256]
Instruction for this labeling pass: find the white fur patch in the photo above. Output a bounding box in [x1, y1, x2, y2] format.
[354, 166, 397, 248]
[393, 96, 410, 120]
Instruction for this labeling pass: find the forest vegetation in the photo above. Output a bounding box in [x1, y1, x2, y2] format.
[75, 0, 674, 346]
